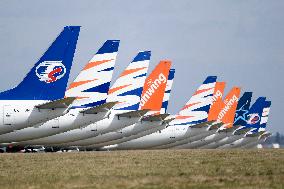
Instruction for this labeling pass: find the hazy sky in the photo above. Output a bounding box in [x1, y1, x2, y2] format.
[0, 1, 283, 133]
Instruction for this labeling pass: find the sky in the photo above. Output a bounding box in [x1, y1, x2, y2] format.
[0, 0, 283, 133]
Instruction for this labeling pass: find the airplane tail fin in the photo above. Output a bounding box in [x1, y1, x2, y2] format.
[233, 97, 267, 135]
[66, 40, 120, 108]
[139, 61, 172, 112]
[259, 101, 271, 129]
[107, 51, 151, 111]
[207, 82, 226, 121]
[0, 26, 80, 100]
[173, 76, 217, 126]
[233, 92, 253, 126]
[245, 100, 270, 135]
[244, 97, 266, 129]
[160, 68, 175, 114]
[216, 87, 241, 128]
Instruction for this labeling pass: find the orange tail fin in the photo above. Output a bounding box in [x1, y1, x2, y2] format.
[208, 82, 226, 121]
[139, 60, 171, 111]
[217, 87, 241, 128]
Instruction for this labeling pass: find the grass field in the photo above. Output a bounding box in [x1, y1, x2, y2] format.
[0, 149, 283, 189]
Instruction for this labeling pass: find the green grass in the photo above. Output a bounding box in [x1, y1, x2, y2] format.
[0, 149, 283, 189]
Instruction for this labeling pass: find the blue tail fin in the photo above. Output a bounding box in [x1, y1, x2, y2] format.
[0, 26, 80, 100]
[160, 68, 175, 114]
[259, 101, 271, 129]
[246, 100, 271, 134]
[244, 97, 266, 129]
[233, 92, 253, 126]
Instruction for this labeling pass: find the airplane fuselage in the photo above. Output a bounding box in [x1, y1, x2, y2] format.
[20, 111, 143, 146]
[0, 100, 67, 135]
[0, 108, 107, 143]
[62, 118, 164, 147]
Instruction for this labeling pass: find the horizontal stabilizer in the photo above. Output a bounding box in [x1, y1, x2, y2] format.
[35, 97, 76, 109]
[217, 125, 240, 133]
[245, 130, 266, 137]
[163, 117, 175, 124]
[116, 109, 149, 118]
[233, 126, 252, 135]
[80, 102, 118, 114]
[259, 132, 271, 140]
[142, 113, 170, 122]
[207, 122, 223, 130]
[190, 121, 215, 128]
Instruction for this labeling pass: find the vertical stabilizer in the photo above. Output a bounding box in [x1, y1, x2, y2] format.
[0, 26, 80, 100]
[139, 61, 171, 112]
[207, 82, 226, 121]
[160, 68, 175, 114]
[66, 40, 120, 108]
[233, 92, 253, 126]
[107, 51, 151, 111]
[216, 87, 241, 128]
[173, 76, 217, 125]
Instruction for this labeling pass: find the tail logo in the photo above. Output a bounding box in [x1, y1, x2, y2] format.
[234, 104, 249, 124]
[212, 90, 223, 103]
[247, 113, 260, 124]
[36, 61, 66, 83]
[140, 73, 167, 106]
[217, 95, 238, 120]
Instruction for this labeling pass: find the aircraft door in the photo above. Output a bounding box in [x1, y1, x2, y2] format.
[169, 126, 176, 140]
[3, 105, 14, 125]
[51, 118, 60, 129]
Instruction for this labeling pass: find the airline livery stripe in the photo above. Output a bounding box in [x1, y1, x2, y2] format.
[75, 96, 90, 99]
[181, 102, 201, 110]
[83, 59, 114, 71]
[119, 67, 147, 77]
[175, 115, 194, 119]
[194, 87, 214, 96]
[67, 79, 98, 90]
[108, 84, 132, 94]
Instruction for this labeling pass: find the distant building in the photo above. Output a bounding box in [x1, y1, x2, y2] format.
[272, 143, 280, 149]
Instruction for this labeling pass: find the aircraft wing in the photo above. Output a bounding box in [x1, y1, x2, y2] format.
[116, 109, 149, 118]
[35, 97, 76, 109]
[142, 113, 170, 121]
[80, 102, 118, 114]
